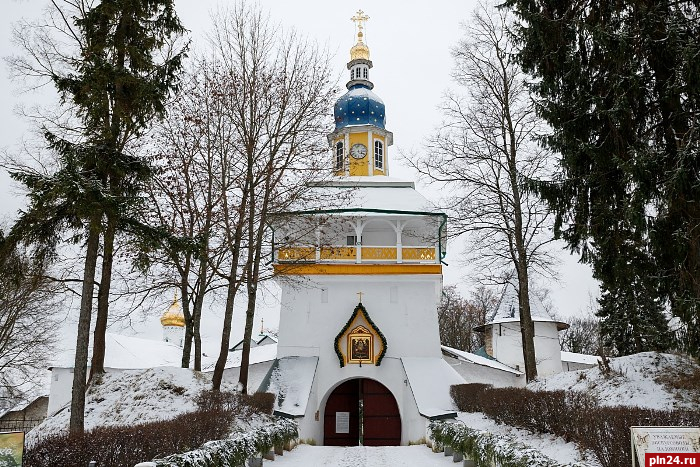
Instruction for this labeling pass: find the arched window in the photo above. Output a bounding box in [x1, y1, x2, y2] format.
[363, 67, 368, 79]
[336, 141, 344, 170]
[374, 140, 384, 170]
[351, 69, 355, 80]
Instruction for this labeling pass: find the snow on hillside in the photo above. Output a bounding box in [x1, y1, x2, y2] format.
[529, 352, 699, 410]
[28, 366, 234, 444]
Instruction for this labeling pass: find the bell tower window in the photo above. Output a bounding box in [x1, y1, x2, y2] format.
[374, 140, 384, 170]
[335, 141, 344, 170]
[350, 65, 369, 82]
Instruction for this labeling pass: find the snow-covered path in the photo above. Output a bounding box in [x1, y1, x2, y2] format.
[273, 445, 456, 466]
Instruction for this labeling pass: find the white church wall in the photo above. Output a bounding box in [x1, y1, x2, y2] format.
[48, 367, 73, 416]
[162, 325, 183, 347]
[360, 229, 395, 246]
[443, 355, 525, 388]
[276, 274, 443, 360]
[276, 274, 442, 445]
[491, 321, 564, 377]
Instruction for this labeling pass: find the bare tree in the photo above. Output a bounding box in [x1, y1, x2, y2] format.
[142, 59, 235, 370]
[438, 286, 495, 352]
[0, 231, 59, 411]
[408, 4, 556, 382]
[206, 3, 336, 392]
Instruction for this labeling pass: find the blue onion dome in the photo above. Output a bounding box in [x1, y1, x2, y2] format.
[334, 84, 386, 130]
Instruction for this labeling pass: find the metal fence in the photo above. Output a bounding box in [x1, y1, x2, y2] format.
[0, 418, 44, 433]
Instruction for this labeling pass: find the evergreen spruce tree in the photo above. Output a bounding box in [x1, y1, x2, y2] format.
[7, 0, 185, 434]
[504, 0, 699, 354]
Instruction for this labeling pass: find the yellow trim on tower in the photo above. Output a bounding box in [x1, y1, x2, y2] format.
[274, 263, 442, 275]
[348, 133, 369, 176]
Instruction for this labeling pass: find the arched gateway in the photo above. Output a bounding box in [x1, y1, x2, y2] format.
[324, 378, 401, 446]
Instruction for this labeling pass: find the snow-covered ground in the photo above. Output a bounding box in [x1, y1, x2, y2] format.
[272, 445, 457, 467]
[528, 352, 699, 410]
[28, 366, 234, 444]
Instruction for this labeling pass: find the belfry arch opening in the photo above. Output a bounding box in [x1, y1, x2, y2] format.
[323, 378, 401, 446]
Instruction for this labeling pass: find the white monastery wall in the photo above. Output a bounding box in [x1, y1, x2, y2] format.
[491, 321, 563, 377]
[443, 355, 525, 388]
[48, 367, 131, 416]
[47, 367, 71, 415]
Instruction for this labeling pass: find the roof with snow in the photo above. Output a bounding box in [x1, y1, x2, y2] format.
[258, 356, 318, 418]
[1, 395, 49, 419]
[474, 282, 569, 332]
[279, 177, 445, 217]
[561, 351, 600, 365]
[401, 357, 464, 419]
[230, 334, 279, 352]
[441, 345, 524, 376]
[202, 343, 278, 371]
[50, 333, 183, 370]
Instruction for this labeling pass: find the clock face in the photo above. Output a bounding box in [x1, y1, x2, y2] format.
[350, 143, 368, 159]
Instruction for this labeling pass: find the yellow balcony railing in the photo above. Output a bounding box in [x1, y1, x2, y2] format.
[275, 245, 438, 264]
[277, 247, 315, 262]
[402, 247, 436, 262]
[320, 246, 356, 261]
[361, 247, 397, 261]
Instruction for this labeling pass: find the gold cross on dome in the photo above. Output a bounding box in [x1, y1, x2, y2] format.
[357, 291, 364, 303]
[351, 10, 370, 39]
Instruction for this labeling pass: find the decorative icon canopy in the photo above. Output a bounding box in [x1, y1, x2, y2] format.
[334, 302, 387, 367]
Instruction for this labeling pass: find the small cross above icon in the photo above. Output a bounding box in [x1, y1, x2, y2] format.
[357, 291, 364, 302]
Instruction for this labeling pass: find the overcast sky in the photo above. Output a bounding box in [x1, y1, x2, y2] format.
[0, 0, 599, 349]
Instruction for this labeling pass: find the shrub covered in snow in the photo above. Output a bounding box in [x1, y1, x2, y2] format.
[24, 408, 235, 467]
[450, 384, 700, 467]
[153, 417, 298, 467]
[450, 383, 492, 413]
[429, 420, 587, 467]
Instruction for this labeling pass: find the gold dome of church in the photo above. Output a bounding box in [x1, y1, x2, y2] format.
[350, 33, 370, 61]
[350, 10, 370, 61]
[161, 294, 185, 327]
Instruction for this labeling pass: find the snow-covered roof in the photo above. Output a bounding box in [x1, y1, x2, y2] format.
[203, 343, 278, 371]
[282, 177, 445, 217]
[229, 334, 278, 352]
[1, 395, 48, 418]
[259, 356, 318, 417]
[474, 282, 569, 332]
[441, 345, 524, 376]
[256, 335, 278, 345]
[560, 351, 600, 365]
[401, 357, 465, 419]
[50, 333, 183, 370]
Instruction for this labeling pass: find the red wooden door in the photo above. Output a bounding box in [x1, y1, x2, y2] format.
[323, 378, 401, 446]
[323, 379, 360, 446]
[362, 379, 401, 446]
